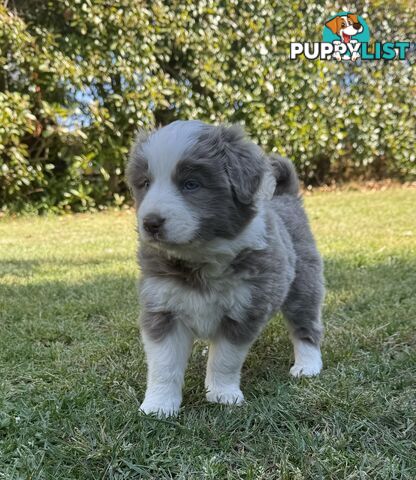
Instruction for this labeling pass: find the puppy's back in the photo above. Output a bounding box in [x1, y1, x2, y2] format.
[268, 156, 321, 263]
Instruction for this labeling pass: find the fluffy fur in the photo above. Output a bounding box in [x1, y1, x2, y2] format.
[126, 121, 324, 416]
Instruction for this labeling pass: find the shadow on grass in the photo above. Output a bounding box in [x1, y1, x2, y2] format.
[0, 254, 135, 278]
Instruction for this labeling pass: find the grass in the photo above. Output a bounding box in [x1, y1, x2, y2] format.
[0, 188, 415, 479]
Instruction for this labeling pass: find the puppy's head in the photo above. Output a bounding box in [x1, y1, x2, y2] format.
[126, 121, 265, 246]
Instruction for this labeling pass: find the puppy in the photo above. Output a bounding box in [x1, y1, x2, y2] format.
[126, 121, 324, 416]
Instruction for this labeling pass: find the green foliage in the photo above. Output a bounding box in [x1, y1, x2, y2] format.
[0, 1, 415, 213]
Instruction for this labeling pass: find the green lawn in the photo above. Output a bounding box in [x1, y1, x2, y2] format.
[1, 189, 415, 479]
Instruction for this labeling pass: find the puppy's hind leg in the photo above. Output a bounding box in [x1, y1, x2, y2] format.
[282, 263, 325, 378]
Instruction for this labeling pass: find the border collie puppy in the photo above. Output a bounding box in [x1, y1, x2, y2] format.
[126, 121, 324, 416]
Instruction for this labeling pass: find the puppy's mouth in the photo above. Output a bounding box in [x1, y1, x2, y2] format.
[139, 228, 166, 244]
[147, 232, 163, 242]
[342, 32, 351, 43]
[143, 233, 194, 248]
[143, 233, 171, 246]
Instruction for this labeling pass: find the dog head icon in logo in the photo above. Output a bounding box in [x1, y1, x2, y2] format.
[323, 12, 370, 61]
[325, 14, 363, 43]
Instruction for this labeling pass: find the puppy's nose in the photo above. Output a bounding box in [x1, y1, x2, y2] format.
[143, 214, 165, 235]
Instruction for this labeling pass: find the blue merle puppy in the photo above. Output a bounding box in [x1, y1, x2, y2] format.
[126, 121, 324, 416]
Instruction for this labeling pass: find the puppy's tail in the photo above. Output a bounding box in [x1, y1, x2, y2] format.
[269, 154, 300, 196]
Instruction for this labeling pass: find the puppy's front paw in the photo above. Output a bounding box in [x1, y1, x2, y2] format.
[139, 396, 181, 417]
[290, 360, 322, 378]
[206, 385, 244, 405]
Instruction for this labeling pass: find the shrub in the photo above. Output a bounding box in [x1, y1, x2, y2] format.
[1, 1, 415, 213]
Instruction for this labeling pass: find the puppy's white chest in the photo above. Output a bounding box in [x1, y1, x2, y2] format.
[141, 277, 252, 339]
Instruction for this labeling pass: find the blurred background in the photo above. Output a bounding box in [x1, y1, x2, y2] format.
[0, 0, 414, 214]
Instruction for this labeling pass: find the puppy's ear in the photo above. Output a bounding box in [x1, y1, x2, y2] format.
[325, 17, 340, 34]
[220, 125, 265, 205]
[348, 14, 359, 24]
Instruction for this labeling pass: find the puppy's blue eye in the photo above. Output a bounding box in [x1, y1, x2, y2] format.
[183, 180, 200, 191]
